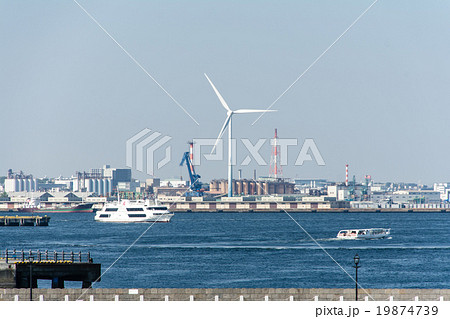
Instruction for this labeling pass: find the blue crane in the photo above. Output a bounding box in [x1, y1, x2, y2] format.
[180, 147, 203, 195]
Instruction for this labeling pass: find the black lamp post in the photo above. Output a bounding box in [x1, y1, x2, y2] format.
[29, 256, 34, 301]
[353, 254, 361, 301]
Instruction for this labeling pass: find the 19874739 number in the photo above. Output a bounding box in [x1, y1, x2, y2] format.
[377, 305, 438, 316]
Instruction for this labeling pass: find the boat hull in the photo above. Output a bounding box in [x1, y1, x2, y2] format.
[94, 216, 173, 223]
[337, 228, 391, 240]
[94, 200, 173, 223]
[337, 234, 389, 240]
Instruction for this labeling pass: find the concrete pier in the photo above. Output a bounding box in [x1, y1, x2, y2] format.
[0, 250, 101, 289]
[0, 288, 448, 301]
[0, 216, 50, 226]
[14, 261, 101, 289]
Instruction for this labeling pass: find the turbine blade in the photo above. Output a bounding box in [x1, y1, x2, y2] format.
[233, 109, 277, 114]
[211, 114, 232, 154]
[204, 73, 232, 112]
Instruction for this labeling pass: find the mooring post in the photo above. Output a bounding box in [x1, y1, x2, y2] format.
[71, 251, 74, 262]
[29, 256, 34, 301]
[37, 250, 41, 262]
[5, 249, 8, 263]
[87, 252, 91, 263]
[45, 250, 48, 261]
[54, 251, 57, 261]
[78, 251, 82, 262]
[21, 249, 24, 262]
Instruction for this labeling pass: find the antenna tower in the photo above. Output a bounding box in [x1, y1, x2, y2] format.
[269, 128, 282, 179]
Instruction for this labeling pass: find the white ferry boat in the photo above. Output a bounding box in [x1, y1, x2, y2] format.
[94, 199, 173, 223]
[337, 228, 391, 240]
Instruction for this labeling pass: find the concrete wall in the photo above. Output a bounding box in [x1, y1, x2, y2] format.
[0, 288, 448, 301]
[0, 264, 16, 289]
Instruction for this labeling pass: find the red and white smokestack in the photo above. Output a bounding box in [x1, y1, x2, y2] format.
[274, 129, 278, 179]
[189, 142, 194, 172]
[345, 164, 349, 187]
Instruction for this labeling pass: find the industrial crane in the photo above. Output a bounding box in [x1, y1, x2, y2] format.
[180, 143, 203, 196]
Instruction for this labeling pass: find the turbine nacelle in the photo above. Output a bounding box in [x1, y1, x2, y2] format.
[204, 73, 277, 154]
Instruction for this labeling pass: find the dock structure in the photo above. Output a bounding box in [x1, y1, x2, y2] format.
[0, 215, 50, 226]
[0, 249, 101, 289]
[156, 198, 450, 213]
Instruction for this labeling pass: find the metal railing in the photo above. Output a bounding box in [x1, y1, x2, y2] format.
[0, 249, 92, 264]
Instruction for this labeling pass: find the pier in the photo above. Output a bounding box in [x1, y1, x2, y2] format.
[0, 215, 50, 226]
[0, 249, 101, 289]
[157, 200, 450, 213]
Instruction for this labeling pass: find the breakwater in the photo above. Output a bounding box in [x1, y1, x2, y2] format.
[0, 288, 448, 301]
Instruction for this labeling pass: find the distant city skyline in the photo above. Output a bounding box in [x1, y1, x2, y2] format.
[1, 1, 449, 184]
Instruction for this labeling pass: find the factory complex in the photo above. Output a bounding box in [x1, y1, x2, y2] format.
[2, 130, 450, 212]
[2, 164, 450, 213]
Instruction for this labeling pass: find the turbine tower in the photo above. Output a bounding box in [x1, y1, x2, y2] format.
[205, 74, 276, 197]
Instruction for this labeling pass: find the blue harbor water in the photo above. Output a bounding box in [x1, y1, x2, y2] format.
[2, 212, 450, 289]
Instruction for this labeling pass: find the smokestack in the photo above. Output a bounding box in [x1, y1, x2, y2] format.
[274, 128, 278, 179]
[269, 128, 282, 179]
[345, 164, 349, 187]
[189, 142, 195, 173]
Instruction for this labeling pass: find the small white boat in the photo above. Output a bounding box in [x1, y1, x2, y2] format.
[337, 228, 391, 240]
[94, 199, 173, 223]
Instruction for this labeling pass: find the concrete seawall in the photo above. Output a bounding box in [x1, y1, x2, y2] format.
[1, 288, 448, 301]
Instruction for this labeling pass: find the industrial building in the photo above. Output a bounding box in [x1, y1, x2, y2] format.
[0, 191, 107, 211]
[372, 190, 441, 204]
[157, 195, 349, 212]
[4, 169, 37, 193]
[209, 179, 295, 196]
[434, 183, 450, 201]
[72, 165, 131, 196]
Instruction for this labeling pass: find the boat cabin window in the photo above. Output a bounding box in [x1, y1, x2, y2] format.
[105, 208, 118, 212]
[126, 208, 144, 211]
[147, 207, 167, 211]
[128, 214, 147, 218]
[99, 214, 110, 218]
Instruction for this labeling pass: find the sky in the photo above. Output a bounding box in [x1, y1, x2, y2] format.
[1, 0, 449, 185]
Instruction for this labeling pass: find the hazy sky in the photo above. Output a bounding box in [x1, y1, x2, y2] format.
[1, 0, 449, 185]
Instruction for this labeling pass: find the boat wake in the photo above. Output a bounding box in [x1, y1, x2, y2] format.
[334, 236, 392, 241]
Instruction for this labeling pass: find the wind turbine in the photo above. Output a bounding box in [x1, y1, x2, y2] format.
[205, 73, 276, 197]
